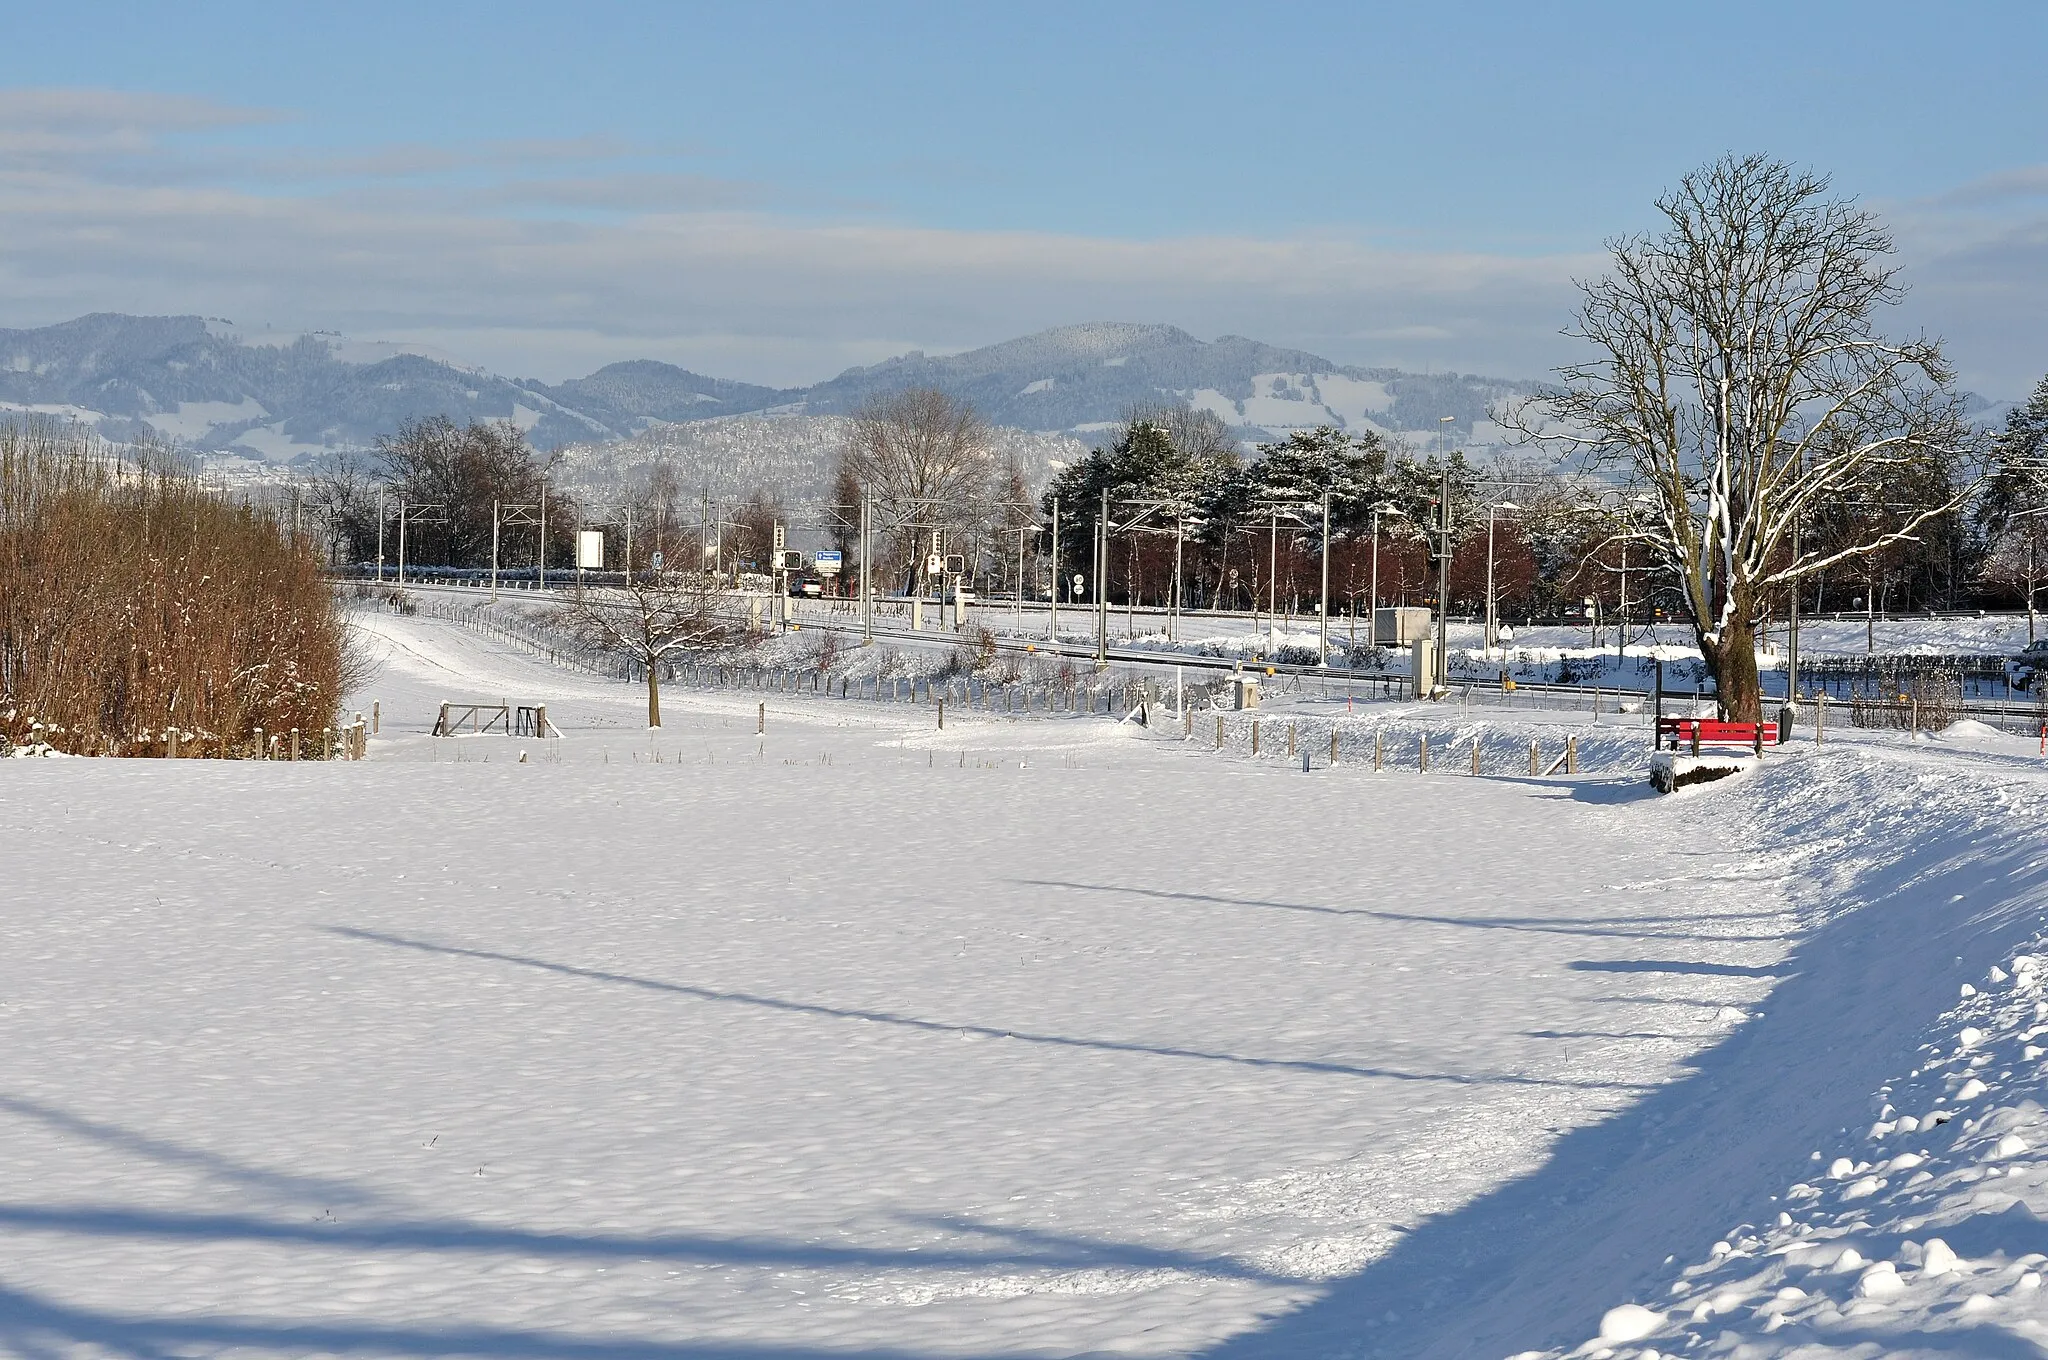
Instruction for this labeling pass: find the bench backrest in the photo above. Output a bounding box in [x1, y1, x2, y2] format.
[1657, 716, 1778, 743]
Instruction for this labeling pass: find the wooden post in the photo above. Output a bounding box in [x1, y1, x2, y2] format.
[1375, 730, 1384, 771]
[1330, 729, 1339, 765]
[1471, 741, 1481, 776]
[168, 730, 180, 759]
[938, 698, 945, 730]
[1185, 709, 1193, 739]
[290, 728, 301, 762]
[1216, 716, 1225, 748]
[1252, 720, 1260, 755]
[1566, 734, 1579, 774]
[757, 702, 765, 734]
[1287, 723, 1296, 758]
[323, 729, 333, 760]
[372, 701, 380, 735]
[1529, 739, 1539, 775]
[253, 726, 264, 760]
[536, 704, 547, 737]
[1817, 693, 1826, 747]
[1420, 733, 1429, 772]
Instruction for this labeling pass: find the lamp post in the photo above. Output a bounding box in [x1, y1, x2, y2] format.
[1318, 489, 1331, 666]
[1484, 501, 1520, 657]
[1367, 502, 1399, 649]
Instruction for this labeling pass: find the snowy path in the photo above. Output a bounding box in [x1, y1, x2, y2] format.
[0, 608, 1845, 1357]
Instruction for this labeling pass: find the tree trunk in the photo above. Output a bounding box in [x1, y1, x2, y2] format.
[647, 662, 662, 728]
[1700, 613, 1764, 722]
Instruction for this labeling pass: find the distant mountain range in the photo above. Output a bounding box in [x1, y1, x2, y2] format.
[0, 314, 1544, 468]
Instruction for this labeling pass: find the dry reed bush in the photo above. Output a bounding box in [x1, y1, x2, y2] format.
[0, 421, 354, 755]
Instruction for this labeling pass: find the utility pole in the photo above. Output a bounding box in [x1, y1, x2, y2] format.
[1268, 504, 1279, 656]
[396, 500, 407, 586]
[1318, 490, 1331, 665]
[1049, 497, 1060, 643]
[376, 493, 385, 583]
[1171, 509, 1184, 643]
[1016, 525, 1027, 629]
[1368, 505, 1382, 649]
[1095, 486, 1109, 669]
[491, 499, 500, 599]
[538, 474, 548, 591]
[860, 495, 873, 644]
[1434, 461, 1452, 693]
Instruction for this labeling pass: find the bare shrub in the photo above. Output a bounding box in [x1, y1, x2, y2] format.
[1849, 668, 1961, 729]
[0, 420, 348, 755]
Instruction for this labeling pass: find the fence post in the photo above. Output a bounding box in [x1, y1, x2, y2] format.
[1375, 730, 1384, 771]
[1252, 720, 1260, 755]
[1566, 734, 1579, 774]
[938, 698, 945, 730]
[253, 726, 264, 760]
[323, 728, 333, 760]
[1330, 729, 1339, 765]
[1216, 716, 1224, 749]
[168, 730, 180, 759]
[1529, 739, 1538, 775]
[757, 702, 765, 735]
[291, 728, 300, 762]
[372, 701, 380, 734]
[1816, 694, 1826, 747]
[1287, 723, 1296, 758]
[1186, 709, 1194, 740]
[1471, 741, 1480, 776]
[1419, 733, 1428, 772]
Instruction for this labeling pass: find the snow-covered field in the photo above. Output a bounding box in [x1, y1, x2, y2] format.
[7, 609, 2048, 1357]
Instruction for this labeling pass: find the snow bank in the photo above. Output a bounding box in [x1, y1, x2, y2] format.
[1529, 741, 2048, 1358]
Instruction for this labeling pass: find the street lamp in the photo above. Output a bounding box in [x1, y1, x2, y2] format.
[1484, 501, 1520, 658]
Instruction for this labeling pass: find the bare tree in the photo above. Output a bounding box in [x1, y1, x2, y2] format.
[566, 569, 738, 728]
[1523, 155, 1971, 720]
[836, 388, 994, 587]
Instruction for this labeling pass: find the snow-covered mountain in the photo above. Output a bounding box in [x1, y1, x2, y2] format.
[783, 322, 1537, 447]
[0, 313, 1541, 468]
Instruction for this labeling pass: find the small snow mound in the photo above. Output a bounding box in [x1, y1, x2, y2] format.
[1856, 1261, 1904, 1298]
[1962, 983, 1979, 998]
[1958, 1077, 1990, 1100]
[1991, 967, 2011, 984]
[1828, 1156, 1857, 1179]
[1834, 1248, 1866, 1272]
[1844, 1176, 1884, 1200]
[1922, 1238, 1959, 1276]
[1995, 1132, 2029, 1158]
[1597, 1303, 1662, 1342]
[1960, 1027, 1987, 1048]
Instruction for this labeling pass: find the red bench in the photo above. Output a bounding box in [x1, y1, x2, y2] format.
[1657, 717, 1778, 755]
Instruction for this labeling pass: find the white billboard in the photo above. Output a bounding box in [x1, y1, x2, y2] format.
[577, 530, 605, 570]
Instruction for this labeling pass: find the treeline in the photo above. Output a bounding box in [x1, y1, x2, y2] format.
[0, 421, 353, 755]
[309, 378, 2047, 625]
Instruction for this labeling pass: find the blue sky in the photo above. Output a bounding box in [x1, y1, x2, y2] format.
[3, 1, 2044, 393]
